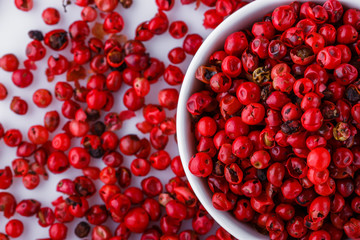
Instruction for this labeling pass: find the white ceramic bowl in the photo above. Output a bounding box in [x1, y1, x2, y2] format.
[176, 0, 360, 238]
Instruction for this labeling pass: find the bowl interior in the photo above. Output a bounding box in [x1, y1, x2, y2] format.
[177, 0, 360, 239]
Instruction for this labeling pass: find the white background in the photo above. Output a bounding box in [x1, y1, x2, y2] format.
[0, 0, 224, 239]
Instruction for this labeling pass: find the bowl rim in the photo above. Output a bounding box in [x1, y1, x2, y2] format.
[176, 0, 360, 238]
[176, 0, 276, 238]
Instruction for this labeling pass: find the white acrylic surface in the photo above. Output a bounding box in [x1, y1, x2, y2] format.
[0, 0, 216, 239]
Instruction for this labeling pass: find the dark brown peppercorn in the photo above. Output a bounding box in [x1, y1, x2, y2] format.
[84, 108, 100, 122]
[28, 30, 44, 41]
[90, 121, 106, 136]
[260, 84, 271, 102]
[213, 161, 225, 176]
[281, 120, 301, 134]
[345, 86, 360, 102]
[120, 0, 133, 8]
[75, 221, 90, 238]
[88, 146, 105, 158]
[195, 65, 219, 84]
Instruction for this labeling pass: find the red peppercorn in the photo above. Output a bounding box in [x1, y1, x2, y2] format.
[215, 0, 234, 16]
[272, 5, 296, 31]
[183, 34, 203, 55]
[16, 199, 41, 217]
[92, 225, 112, 240]
[47, 151, 69, 174]
[189, 152, 213, 177]
[12, 158, 29, 176]
[68, 147, 91, 169]
[241, 103, 265, 125]
[130, 158, 150, 177]
[12, 69, 33, 88]
[26, 40, 46, 61]
[22, 172, 39, 189]
[14, 0, 33, 11]
[1, 54, 19, 72]
[171, 156, 185, 177]
[100, 166, 117, 185]
[169, 21, 188, 39]
[44, 29, 69, 51]
[133, 77, 150, 97]
[0, 192, 16, 219]
[334, 63, 358, 86]
[28, 125, 49, 145]
[125, 54, 150, 72]
[250, 150, 271, 169]
[337, 24, 358, 44]
[117, 167, 131, 188]
[90, 54, 109, 74]
[105, 71, 122, 91]
[158, 88, 179, 110]
[5, 219, 23, 238]
[252, 21, 276, 40]
[135, 21, 154, 41]
[236, 82, 260, 105]
[0, 167, 13, 189]
[44, 110, 60, 133]
[124, 207, 150, 233]
[281, 179, 303, 200]
[86, 205, 108, 225]
[119, 134, 141, 155]
[42, 7, 60, 25]
[149, 150, 171, 170]
[93, 0, 118, 11]
[148, 11, 169, 35]
[33, 89, 52, 108]
[48, 54, 69, 75]
[81, 6, 97, 22]
[203, 9, 224, 29]
[141, 176, 163, 197]
[49, 223, 68, 240]
[268, 40, 287, 60]
[164, 64, 184, 85]
[156, 0, 174, 11]
[10, 97, 28, 115]
[83, 167, 100, 180]
[317, 46, 342, 69]
[192, 210, 214, 235]
[86, 89, 107, 110]
[103, 12, 124, 33]
[343, 8, 360, 30]
[307, 147, 331, 171]
[168, 47, 186, 64]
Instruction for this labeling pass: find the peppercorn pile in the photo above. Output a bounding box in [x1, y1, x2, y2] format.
[0, 0, 250, 239]
[187, 0, 360, 239]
